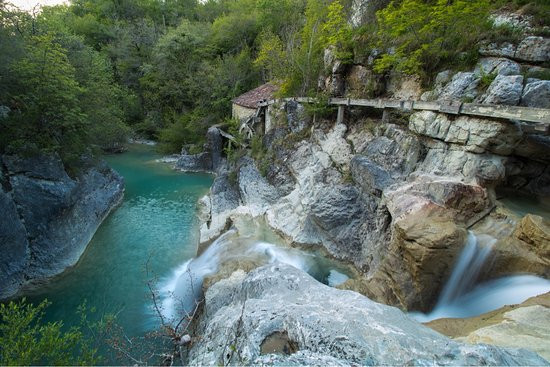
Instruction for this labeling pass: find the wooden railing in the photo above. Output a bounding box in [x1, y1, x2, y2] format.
[258, 97, 550, 134]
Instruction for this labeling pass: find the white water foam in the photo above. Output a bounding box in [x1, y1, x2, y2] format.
[159, 229, 236, 322]
[412, 232, 550, 322]
[248, 242, 311, 271]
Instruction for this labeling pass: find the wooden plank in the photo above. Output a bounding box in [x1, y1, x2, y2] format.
[253, 97, 550, 127]
[412, 101, 441, 111]
[462, 103, 550, 124]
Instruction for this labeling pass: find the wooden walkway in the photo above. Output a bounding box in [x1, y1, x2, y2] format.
[258, 97, 550, 134]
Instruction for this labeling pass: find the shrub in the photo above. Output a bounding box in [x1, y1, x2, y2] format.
[373, 0, 492, 79]
[0, 299, 99, 366]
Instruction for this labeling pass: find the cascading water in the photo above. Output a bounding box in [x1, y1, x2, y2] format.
[159, 223, 351, 324]
[412, 232, 550, 322]
[160, 229, 237, 322]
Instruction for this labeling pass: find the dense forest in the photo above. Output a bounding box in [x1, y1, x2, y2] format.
[1, 0, 548, 164]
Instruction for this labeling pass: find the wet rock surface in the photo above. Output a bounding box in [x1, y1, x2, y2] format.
[189, 264, 548, 366]
[427, 292, 550, 362]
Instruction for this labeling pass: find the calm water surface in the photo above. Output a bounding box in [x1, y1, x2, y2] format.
[27, 145, 213, 338]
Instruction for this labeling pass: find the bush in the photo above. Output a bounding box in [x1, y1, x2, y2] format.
[157, 111, 208, 154]
[0, 299, 100, 366]
[372, 0, 492, 79]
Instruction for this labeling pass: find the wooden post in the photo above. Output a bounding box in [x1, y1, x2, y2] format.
[382, 108, 390, 124]
[337, 105, 345, 124]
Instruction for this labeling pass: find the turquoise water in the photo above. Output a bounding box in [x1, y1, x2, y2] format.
[26, 145, 213, 339]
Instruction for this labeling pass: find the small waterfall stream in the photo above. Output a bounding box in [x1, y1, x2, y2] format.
[412, 232, 550, 322]
[159, 221, 352, 323]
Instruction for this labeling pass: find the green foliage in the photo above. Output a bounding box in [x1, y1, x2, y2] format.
[250, 135, 271, 176]
[524, 68, 550, 81]
[157, 110, 207, 154]
[0, 299, 99, 366]
[373, 0, 492, 78]
[0, 4, 130, 165]
[321, 0, 352, 63]
[478, 70, 497, 91]
[304, 92, 336, 119]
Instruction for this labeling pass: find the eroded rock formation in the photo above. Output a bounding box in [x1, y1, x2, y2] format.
[0, 154, 124, 299]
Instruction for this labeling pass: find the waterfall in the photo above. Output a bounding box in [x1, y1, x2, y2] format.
[159, 227, 352, 324]
[412, 232, 550, 322]
[160, 229, 236, 322]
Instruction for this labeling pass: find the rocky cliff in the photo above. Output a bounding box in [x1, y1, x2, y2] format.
[177, 14, 550, 364]
[0, 154, 124, 299]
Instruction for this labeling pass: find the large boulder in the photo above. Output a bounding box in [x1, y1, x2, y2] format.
[475, 57, 521, 77]
[175, 152, 212, 172]
[350, 155, 394, 196]
[188, 264, 547, 366]
[439, 72, 479, 101]
[363, 175, 492, 310]
[515, 36, 550, 63]
[521, 80, 550, 109]
[478, 74, 523, 106]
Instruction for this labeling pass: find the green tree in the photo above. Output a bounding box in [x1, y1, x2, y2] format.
[0, 299, 99, 366]
[2, 34, 87, 162]
[321, 0, 352, 62]
[373, 0, 491, 78]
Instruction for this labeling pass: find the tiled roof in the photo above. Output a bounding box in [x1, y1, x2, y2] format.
[233, 83, 278, 109]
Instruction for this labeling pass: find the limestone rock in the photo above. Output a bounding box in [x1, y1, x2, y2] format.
[310, 184, 369, 261]
[349, 0, 391, 27]
[479, 74, 523, 106]
[188, 264, 547, 366]
[521, 80, 550, 109]
[206, 126, 224, 171]
[0, 189, 29, 299]
[238, 158, 280, 215]
[479, 42, 517, 60]
[460, 305, 550, 361]
[0, 155, 124, 298]
[409, 111, 522, 155]
[514, 214, 550, 258]
[428, 293, 550, 362]
[515, 36, 550, 63]
[346, 65, 384, 97]
[386, 73, 422, 100]
[285, 100, 310, 133]
[175, 152, 212, 172]
[313, 123, 353, 167]
[350, 155, 394, 196]
[439, 72, 479, 101]
[360, 124, 423, 177]
[200, 174, 241, 243]
[362, 175, 492, 310]
[475, 57, 521, 76]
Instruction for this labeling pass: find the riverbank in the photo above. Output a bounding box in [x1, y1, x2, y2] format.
[0, 154, 124, 300]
